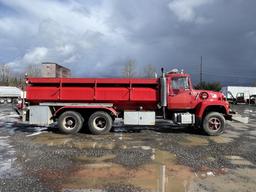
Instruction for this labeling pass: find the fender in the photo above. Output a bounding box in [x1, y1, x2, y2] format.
[195, 100, 230, 118]
[54, 106, 118, 117]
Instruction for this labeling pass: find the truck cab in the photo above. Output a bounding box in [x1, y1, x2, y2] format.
[167, 72, 193, 109]
[163, 69, 231, 135]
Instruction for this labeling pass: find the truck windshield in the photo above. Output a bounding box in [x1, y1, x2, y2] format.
[171, 77, 189, 90]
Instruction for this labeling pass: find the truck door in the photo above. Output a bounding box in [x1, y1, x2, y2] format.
[168, 76, 194, 109]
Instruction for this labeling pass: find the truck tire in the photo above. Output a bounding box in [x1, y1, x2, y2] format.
[202, 112, 225, 136]
[58, 111, 84, 134]
[88, 111, 112, 135]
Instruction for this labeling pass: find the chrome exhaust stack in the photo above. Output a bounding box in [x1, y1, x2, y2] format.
[160, 68, 167, 119]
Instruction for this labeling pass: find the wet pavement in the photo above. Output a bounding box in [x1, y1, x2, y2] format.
[0, 104, 255, 192]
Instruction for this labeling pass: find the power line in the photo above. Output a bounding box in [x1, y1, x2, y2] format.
[200, 56, 203, 84]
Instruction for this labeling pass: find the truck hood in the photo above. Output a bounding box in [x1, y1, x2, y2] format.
[192, 90, 225, 101]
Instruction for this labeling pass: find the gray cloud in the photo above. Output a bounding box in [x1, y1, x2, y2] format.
[0, 0, 256, 85]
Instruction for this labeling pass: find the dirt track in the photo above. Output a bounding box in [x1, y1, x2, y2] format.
[0, 104, 255, 192]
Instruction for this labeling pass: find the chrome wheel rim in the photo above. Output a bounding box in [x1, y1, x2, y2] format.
[63, 117, 76, 129]
[93, 117, 107, 130]
[208, 117, 221, 131]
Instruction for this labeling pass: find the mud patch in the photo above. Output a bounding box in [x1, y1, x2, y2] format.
[209, 135, 234, 144]
[181, 135, 209, 146]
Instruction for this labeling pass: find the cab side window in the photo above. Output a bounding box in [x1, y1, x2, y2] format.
[171, 77, 189, 94]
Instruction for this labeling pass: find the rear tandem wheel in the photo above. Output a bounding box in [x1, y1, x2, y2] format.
[58, 111, 84, 134]
[88, 111, 113, 135]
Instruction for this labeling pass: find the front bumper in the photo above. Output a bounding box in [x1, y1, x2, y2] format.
[225, 110, 236, 121]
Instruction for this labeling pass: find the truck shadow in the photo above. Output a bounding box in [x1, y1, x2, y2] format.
[1, 121, 205, 136]
[111, 125, 205, 136]
[111, 120, 205, 135]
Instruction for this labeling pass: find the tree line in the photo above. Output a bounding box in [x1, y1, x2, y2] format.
[122, 59, 157, 78]
[0, 60, 157, 88]
[194, 81, 222, 92]
[0, 64, 41, 88]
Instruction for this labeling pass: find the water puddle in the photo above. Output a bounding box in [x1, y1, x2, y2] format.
[69, 141, 115, 150]
[32, 133, 116, 150]
[0, 134, 21, 178]
[191, 168, 256, 192]
[60, 149, 194, 192]
[249, 130, 256, 136]
[31, 133, 73, 146]
[0, 111, 20, 122]
[226, 155, 254, 166]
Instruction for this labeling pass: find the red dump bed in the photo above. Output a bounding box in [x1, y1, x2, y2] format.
[26, 77, 160, 110]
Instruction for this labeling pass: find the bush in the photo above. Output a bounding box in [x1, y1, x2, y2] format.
[194, 81, 222, 91]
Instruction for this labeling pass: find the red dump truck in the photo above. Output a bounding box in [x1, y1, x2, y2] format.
[21, 69, 232, 136]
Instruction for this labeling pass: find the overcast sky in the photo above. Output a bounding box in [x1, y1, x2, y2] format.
[0, 0, 256, 85]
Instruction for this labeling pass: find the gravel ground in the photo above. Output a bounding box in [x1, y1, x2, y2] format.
[0, 104, 255, 192]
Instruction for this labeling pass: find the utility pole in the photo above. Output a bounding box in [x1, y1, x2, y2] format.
[200, 56, 203, 85]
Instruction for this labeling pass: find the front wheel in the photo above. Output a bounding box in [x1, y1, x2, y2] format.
[202, 112, 225, 136]
[88, 111, 112, 135]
